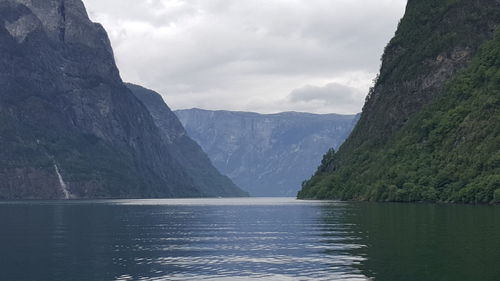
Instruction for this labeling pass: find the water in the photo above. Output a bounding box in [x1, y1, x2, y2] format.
[53, 164, 71, 199]
[0, 198, 498, 281]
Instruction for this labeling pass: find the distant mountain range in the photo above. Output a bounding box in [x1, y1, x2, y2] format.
[0, 0, 245, 199]
[175, 109, 359, 196]
[127, 84, 248, 198]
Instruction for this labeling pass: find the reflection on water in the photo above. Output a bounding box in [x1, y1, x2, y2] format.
[337, 203, 500, 281]
[0, 198, 498, 281]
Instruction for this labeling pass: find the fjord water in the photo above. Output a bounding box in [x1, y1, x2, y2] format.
[0, 198, 498, 281]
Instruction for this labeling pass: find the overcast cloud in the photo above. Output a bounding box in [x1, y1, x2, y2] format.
[82, 0, 406, 114]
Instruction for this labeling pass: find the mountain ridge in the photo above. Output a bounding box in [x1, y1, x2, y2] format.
[298, 0, 500, 204]
[177, 107, 355, 117]
[176, 108, 359, 196]
[0, 0, 246, 199]
[127, 84, 249, 198]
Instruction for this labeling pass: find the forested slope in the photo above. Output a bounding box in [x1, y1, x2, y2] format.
[299, 0, 500, 204]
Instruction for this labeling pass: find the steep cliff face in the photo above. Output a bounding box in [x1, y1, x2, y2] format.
[127, 84, 248, 197]
[299, 0, 500, 203]
[344, 0, 500, 148]
[175, 109, 358, 196]
[0, 0, 241, 199]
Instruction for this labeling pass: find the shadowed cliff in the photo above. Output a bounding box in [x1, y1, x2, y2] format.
[0, 0, 246, 199]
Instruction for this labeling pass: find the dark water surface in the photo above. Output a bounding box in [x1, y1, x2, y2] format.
[0, 198, 498, 281]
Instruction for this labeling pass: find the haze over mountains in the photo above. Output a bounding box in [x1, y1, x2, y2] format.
[176, 109, 358, 196]
[0, 0, 245, 199]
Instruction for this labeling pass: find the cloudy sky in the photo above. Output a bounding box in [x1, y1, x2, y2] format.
[82, 0, 406, 114]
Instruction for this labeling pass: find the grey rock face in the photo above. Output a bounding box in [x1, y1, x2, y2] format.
[175, 109, 359, 197]
[0, 0, 245, 199]
[8, 0, 111, 50]
[127, 84, 249, 197]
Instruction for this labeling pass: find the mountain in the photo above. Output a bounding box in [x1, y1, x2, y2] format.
[298, 0, 500, 204]
[127, 84, 248, 197]
[175, 109, 358, 196]
[0, 0, 246, 199]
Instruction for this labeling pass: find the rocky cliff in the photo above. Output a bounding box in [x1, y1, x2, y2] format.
[127, 84, 248, 197]
[0, 0, 245, 199]
[175, 109, 358, 196]
[299, 0, 500, 203]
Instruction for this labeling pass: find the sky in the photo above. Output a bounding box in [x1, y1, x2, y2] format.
[82, 0, 407, 114]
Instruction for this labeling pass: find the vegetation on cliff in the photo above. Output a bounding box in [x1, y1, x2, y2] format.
[299, 0, 500, 204]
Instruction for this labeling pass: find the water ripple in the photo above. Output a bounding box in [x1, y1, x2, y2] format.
[0, 198, 370, 281]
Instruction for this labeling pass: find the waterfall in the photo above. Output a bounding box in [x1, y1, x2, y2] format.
[54, 164, 71, 199]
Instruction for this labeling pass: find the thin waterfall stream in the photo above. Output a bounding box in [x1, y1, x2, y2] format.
[53, 164, 70, 199]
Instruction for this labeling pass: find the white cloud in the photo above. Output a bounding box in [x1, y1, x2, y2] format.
[287, 82, 365, 114]
[82, 0, 406, 114]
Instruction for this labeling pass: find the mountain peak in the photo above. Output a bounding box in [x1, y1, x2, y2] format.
[4, 0, 112, 52]
[0, 0, 246, 199]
